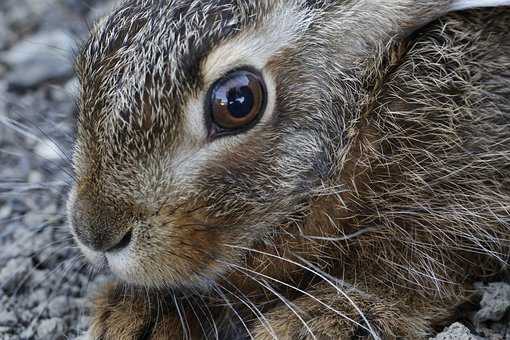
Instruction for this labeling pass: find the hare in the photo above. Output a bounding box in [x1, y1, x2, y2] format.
[68, 0, 510, 339]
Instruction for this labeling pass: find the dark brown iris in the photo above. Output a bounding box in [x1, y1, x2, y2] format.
[209, 69, 266, 131]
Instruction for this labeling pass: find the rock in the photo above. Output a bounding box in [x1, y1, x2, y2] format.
[34, 139, 62, 161]
[88, 0, 119, 23]
[0, 13, 11, 51]
[0, 258, 32, 295]
[36, 318, 64, 338]
[2, 0, 55, 32]
[22, 211, 47, 228]
[432, 323, 484, 340]
[0, 312, 17, 327]
[73, 331, 91, 340]
[3, 335, 21, 340]
[0, 204, 12, 220]
[27, 170, 43, 183]
[76, 316, 89, 331]
[475, 282, 510, 323]
[0, 243, 27, 266]
[48, 296, 72, 318]
[19, 310, 35, 324]
[1, 30, 76, 91]
[31, 289, 49, 304]
[18, 327, 34, 339]
[1, 31, 68, 66]
[64, 77, 80, 98]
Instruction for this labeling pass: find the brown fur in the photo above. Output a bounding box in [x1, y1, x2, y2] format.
[70, 2, 510, 339]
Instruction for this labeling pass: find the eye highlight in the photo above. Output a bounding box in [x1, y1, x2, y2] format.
[207, 68, 267, 134]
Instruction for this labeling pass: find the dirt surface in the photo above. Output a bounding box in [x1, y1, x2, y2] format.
[0, 1, 508, 339]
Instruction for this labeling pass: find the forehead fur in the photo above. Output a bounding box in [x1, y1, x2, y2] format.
[77, 0, 274, 123]
[75, 0, 317, 157]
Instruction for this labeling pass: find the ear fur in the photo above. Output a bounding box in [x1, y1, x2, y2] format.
[449, 0, 510, 11]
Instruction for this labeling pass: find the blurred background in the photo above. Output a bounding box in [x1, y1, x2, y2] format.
[0, 1, 117, 339]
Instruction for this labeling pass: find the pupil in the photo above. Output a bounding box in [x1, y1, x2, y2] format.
[227, 85, 254, 118]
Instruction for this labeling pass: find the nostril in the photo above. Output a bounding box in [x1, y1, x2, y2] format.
[106, 229, 133, 253]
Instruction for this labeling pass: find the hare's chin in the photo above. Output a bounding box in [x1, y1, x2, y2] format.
[77, 241, 140, 283]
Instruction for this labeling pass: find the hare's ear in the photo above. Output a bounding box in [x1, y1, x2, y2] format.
[402, 0, 509, 38]
[449, 0, 510, 11]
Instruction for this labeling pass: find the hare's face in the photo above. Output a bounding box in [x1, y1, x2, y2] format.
[69, 0, 472, 288]
[68, 0, 331, 288]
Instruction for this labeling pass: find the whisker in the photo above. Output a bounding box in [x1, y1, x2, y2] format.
[215, 273, 278, 339]
[230, 266, 317, 340]
[224, 244, 379, 338]
[172, 291, 191, 340]
[184, 293, 209, 339]
[211, 282, 254, 340]
[192, 287, 219, 340]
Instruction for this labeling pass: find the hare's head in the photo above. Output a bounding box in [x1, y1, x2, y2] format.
[68, 0, 459, 288]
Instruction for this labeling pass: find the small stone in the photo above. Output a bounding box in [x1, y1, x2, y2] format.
[0, 258, 32, 295]
[0, 204, 12, 220]
[34, 139, 62, 161]
[19, 310, 34, 324]
[74, 331, 91, 340]
[22, 211, 47, 228]
[0, 311, 17, 327]
[48, 296, 72, 318]
[475, 282, 510, 323]
[3, 0, 55, 33]
[64, 77, 80, 98]
[432, 323, 483, 340]
[27, 171, 43, 183]
[2, 30, 59, 67]
[30, 269, 50, 285]
[31, 289, 48, 305]
[1, 30, 76, 90]
[0, 13, 10, 51]
[36, 318, 63, 338]
[88, 1, 118, 23]
[18, 327, 34, 339]
[32, 304, 48, 319]
[0, 243, 26, 265]
[6, 335, 21, 340]
[77, 316, 89, 331]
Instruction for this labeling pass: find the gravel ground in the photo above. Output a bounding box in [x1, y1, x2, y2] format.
[0, 1, 114, 339]
[0, 1, 509, 339]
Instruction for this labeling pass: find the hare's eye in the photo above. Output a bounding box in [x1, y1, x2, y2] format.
[208, 69, 266, 132]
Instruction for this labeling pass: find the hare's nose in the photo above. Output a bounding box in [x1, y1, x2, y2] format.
[77, 228, 133, 253]
[70, 195, 134, 253]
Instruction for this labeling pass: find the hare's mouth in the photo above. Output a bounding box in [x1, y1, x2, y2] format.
[104, 248, 138, 282]
[72, 227, 139, 284]
[74, 226, 227, 288]
[78, 239, 147, 285]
